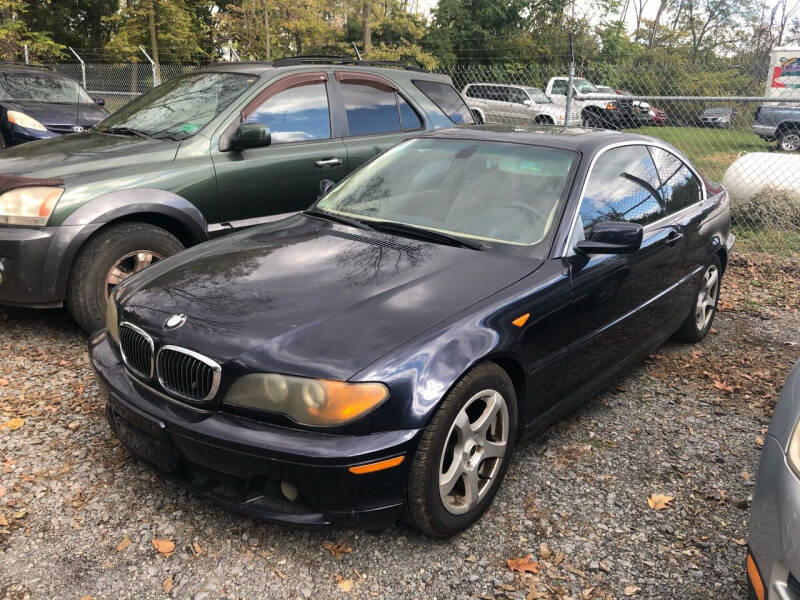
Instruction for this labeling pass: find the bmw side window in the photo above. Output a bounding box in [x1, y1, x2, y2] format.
[412, 80, 475, 125]
[245, 82, 330, 144]
[578, 145, 665, 233]
[648, 147, 702, 215]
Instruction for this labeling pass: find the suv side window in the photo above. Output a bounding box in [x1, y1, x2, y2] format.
[578, 145, 665, 232]
[508, 88, 529, 104]
[413, 79, 475, 124]
[648, 147, 702, 215]
[340, 81, 423, 136]
[465, 85, 482, 99]
[245, 81, 330, 144]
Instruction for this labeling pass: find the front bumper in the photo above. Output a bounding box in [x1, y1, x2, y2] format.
[752, 124, 777, 140]
[88, 332, 420, 529]
[748, 434, 800, 599]
[0, 225, 60, 307]
[3, 124, 58, 147]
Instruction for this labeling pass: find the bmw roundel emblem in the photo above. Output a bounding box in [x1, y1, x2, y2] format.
[164, 314, 187, 330]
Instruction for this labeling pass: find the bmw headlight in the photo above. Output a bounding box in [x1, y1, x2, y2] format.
[7, 110, 47, 131]
[105, 295, 119, 345]
[0, 187, 63, 226]
[225, 373, 388, 426]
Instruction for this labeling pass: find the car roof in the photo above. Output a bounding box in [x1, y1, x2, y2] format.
[419, 125, 658, 154]
[0, 63, 72, 79]
[198, 58, 447, 80]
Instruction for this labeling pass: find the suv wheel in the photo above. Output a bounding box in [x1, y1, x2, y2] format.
[779, 128, 800, 152]
[67, 222, 184, 332]
[403, 362, 517, 536]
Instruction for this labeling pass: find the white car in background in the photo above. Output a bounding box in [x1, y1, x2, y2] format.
[462, 82, 581, 126]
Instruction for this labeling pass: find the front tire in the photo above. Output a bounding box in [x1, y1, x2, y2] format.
[67, 222, 184, 332]
[673, 255, 722, 343]
[403, 362, 518, 536]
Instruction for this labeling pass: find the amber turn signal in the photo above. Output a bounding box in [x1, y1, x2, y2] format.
[512, 313, 530, 327]
[348, 455, 405, 475]
[747, 553, 765, 600]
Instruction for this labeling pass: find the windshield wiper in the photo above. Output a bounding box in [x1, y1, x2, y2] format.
[98, 126, 151, 139]
[304, 208, 374, 231]
[367, 220, 484, 251]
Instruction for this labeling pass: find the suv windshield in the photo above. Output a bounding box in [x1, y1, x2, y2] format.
[524, 87, 551, 103]
[96, 72, 257, 140]
[316, 138, 576, 248]
[0, 72, 94, 104]
[574, 78, 599, 94]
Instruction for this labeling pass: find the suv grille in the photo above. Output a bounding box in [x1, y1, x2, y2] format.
[120, 323, 154, 378]
[156, 346, 221, 403]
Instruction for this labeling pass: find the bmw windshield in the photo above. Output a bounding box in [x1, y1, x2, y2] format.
[315, 138, 577, 251]
[95, 72, 257, 140]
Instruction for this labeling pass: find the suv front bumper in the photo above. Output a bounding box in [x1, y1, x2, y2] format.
[0, 225, 60, 307]
[88, 331, 420, 529]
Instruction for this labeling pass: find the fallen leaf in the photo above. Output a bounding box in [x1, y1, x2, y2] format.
[151, 538, 175, 555]
[755, 436, 764, 447]
[162, 575, 173, 594]
[12, 508, 27, 520]
[582, 588, 595, 599]
[507, 554, 541, 574]
[539, 542, 552, 560]
[623, 585, 641, 596]
[116, 535, 131, 552]
[0, 418, 24, 431]
[322, 541, 352, 560]
[712, 380, 735, 394]
[274, 569, 287, 580]
[733, 538, 746, 546]
[337, 578, 354, 592]
[647, 494, 674, 510]
[0, 378, 8, 386]
[0, 515, 6, 527]
[190, 540, 203, 556]
[80, 596, 95, 600]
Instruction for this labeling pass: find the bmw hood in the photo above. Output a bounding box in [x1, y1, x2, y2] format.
[117, 214, 540, 381]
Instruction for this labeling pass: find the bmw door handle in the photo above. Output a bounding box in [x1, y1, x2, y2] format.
[315, 157, 343, 168]
[666, 230, 683, 247]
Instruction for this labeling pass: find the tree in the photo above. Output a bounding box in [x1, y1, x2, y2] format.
[0, 0, 63, 62]
[24, 0, 118, 53]
[104, 0, 211, 63]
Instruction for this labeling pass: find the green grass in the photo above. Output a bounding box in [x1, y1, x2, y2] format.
[734, 228, 800, 258]
[627, 126, 772, 182]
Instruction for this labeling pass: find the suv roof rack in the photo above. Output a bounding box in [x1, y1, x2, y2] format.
[270, 55, 429, 73]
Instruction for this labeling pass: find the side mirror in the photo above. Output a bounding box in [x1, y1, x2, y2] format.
[522, 99, 532, 106]
[575, 221, 643, 255]
[319, 179, 336, 198]
[93, 97, 105, 106]
[231, 123, 271, 151]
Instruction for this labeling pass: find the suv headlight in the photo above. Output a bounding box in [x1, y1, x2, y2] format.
[7, 110, 47, 131]
[0, 187, 63, 226]
[106, 296, 119, 345]
[225, 373, 388, 427]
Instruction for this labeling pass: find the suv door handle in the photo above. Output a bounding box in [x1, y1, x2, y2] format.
[315, 157, 343, 168]
[666, 230, 683, 247]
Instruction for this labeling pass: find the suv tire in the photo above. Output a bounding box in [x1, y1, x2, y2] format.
[67, 222, 184, 332]
[403, 362, 517, 537]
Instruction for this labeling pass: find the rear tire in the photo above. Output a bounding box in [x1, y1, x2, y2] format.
[778, 128, 800, 152]
[403, 362, 518, 537]
[673, 255, 722, 343]
[67, 222, 184, 333]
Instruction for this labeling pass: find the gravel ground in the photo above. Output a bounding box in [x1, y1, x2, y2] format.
[1, 258, 799, 600]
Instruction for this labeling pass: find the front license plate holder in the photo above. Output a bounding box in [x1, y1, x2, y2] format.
[108, 395, 179, 472]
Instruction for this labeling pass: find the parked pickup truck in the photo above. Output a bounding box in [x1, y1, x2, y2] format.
[544, 76, 651, 129]
[752, 105, 800, 152]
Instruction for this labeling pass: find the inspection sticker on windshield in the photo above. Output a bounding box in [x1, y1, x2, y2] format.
[179, 123, 201, 134]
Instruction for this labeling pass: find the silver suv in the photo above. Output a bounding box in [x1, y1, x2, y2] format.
[462, 83, 581, 126]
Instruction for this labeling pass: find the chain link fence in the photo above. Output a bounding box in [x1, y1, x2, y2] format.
[45, 57, 800, 259]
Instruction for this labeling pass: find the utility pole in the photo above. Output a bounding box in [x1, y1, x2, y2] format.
[262, 0, 270, 60]
[148, 0, 161, 84]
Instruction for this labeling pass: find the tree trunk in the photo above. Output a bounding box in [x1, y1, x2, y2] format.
[148, 0, 161, 83]
[649, 0, 668, 48]
[362, 1, 372, 56]
[262, 0, 270, 60]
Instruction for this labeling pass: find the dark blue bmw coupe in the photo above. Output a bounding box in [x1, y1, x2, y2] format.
[89, 126, 733, 536]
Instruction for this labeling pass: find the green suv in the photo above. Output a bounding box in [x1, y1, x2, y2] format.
[0, 57, 474, 331]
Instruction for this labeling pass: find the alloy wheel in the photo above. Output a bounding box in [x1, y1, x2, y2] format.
[695, 264, 719, 331]
[438, 389, 509, 515]
[781, 133, 800, 152]
[104, 250, 164, 300]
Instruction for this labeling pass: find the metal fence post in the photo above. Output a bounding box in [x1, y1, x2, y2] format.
[564, 34, 575, 127]
[68, 47, 86, 89]
[23, 44, 28, 64]
[230, 46, 241, 62]
[139, 46, 160, 87]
